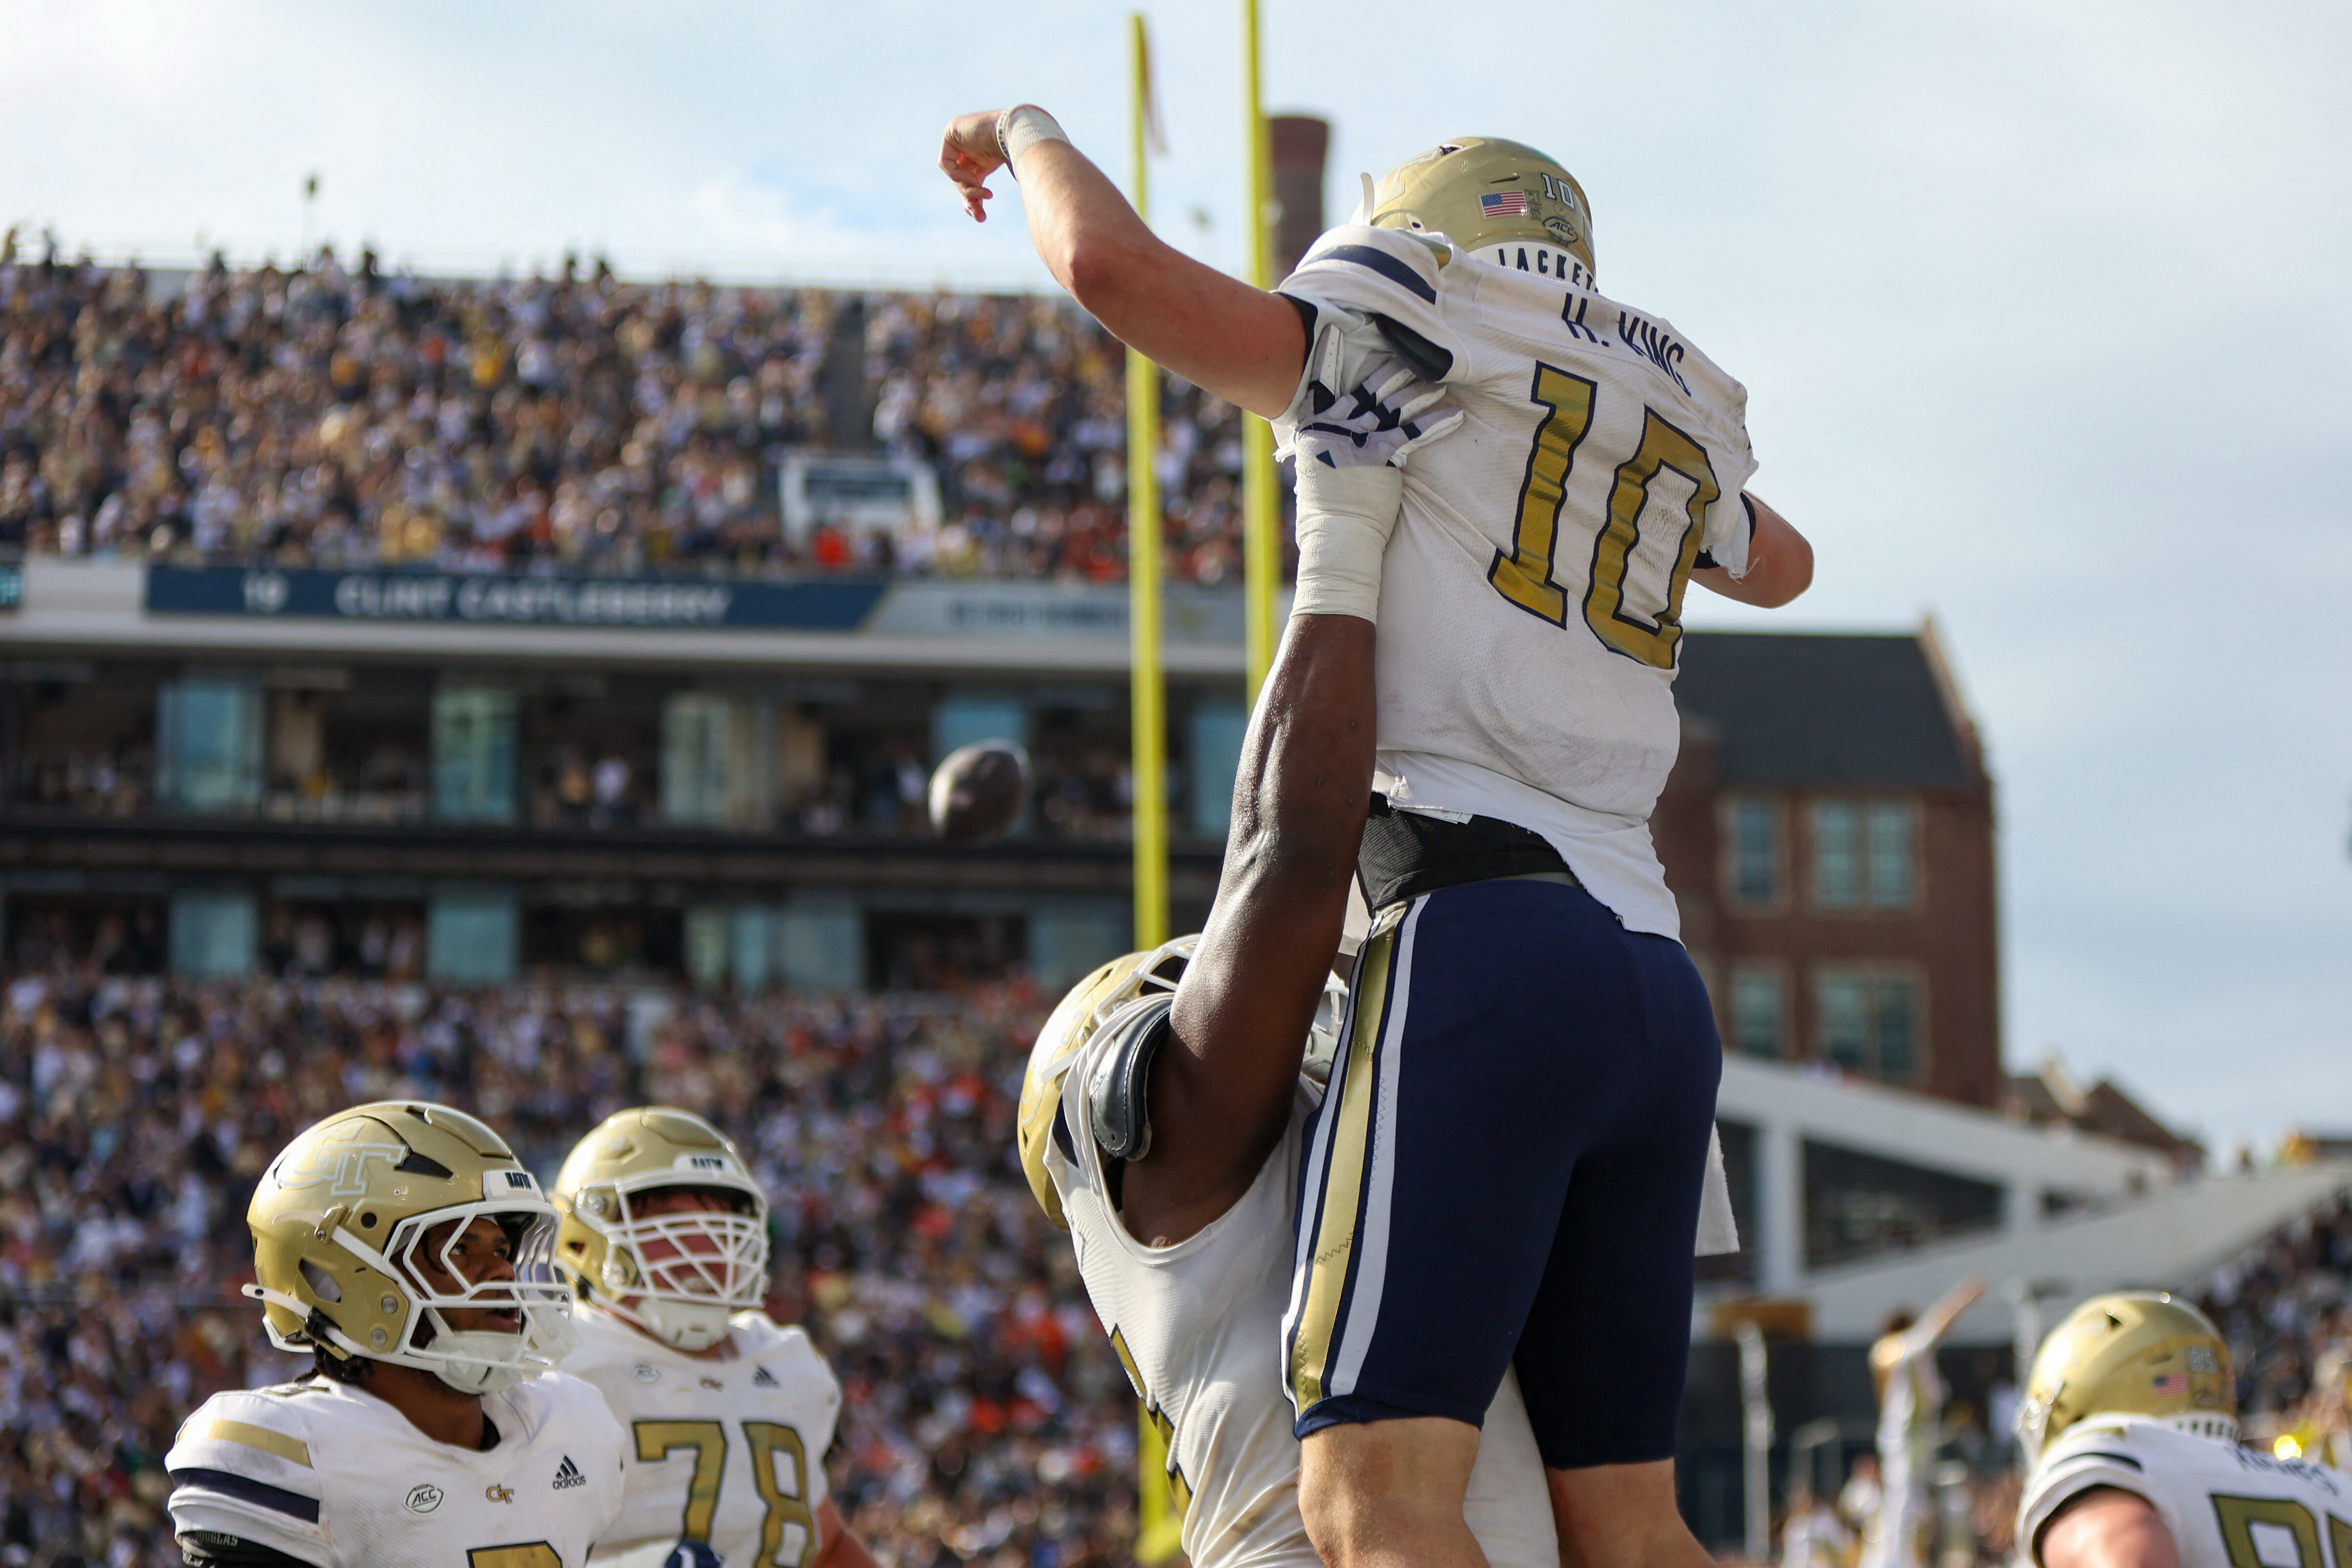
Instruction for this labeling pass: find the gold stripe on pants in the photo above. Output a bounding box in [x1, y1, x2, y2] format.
[1288, 920, 1397, 1412]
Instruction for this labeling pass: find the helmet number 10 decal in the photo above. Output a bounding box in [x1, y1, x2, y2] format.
[1485, 362, 1720, 670]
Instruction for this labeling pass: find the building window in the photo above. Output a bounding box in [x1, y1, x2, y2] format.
[1730, 968, 1784, 1058]
[158, 677, 264, 813]
[1802, 1138, 2003, 1268]
[1811, 801, 1859, 906]
[1817, 971, 1921, 1080]
[1814, 799, 1917, 908]
[431, 686, 518, 824]
[1866, 802, 1916, 907]
[1728, 798, 1780, 904]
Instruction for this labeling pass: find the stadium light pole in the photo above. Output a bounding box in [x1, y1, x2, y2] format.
[1239, 0, 1279, 706]
[1128, 12, 1170, 955]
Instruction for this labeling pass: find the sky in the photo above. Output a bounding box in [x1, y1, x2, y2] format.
[4, 0, 2348, 1152]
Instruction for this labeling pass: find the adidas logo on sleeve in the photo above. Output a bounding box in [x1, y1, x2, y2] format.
[751, 1366, 779, 1388]
[552, 1455, 586, 1491]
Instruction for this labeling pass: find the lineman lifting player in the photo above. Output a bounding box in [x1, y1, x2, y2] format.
[941, 103, 1812, 1568]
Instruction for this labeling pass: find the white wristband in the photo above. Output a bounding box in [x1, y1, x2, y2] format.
[1290, 462, 1402, 623]
[995, 106, 1068, 177]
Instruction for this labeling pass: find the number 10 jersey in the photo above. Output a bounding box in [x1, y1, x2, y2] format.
[1273, 225, 1760, 939]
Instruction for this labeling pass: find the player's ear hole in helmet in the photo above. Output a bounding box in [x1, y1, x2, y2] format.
[242, 1101, 578, 1395]
[552, 1106, 771, 1354]
[1369, 136, 1596, 285]
[2015, 1290, 2236, 1462]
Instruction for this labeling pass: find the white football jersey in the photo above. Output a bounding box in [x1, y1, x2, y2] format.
[1041, 1023, 1558, 1568]
[2018, 1415, 2352, 1568]
[166, 1372, 626, 1568]
[564, 1308, 841, 1568]
[1275, 224, 1761, 938]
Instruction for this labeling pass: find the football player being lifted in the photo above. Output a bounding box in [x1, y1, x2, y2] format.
[552, 1108, 877, 1568]
[940, 106, 1809, 1568]
[2016, 1292, 2352, 1568]
[166, 1102, 624, 1568]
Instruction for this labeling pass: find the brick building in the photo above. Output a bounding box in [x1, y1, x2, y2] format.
[1659, 623, 2000, 1107]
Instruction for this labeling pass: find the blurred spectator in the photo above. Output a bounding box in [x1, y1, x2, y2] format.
[0, 236, 1273, 584]
[0, 948, 1139, 1566]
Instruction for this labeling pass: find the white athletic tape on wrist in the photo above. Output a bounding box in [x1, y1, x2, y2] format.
[995, 106, 1069, 177]
[1290, 462, 1402, 623]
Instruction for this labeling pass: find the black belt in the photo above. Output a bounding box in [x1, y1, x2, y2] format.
[1356, 793, 1578, 911]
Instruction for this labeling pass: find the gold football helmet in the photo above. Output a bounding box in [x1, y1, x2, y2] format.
[244, 1101, 576, 1393]
[1016, 934, 1350, 1231]
[552, 1107, 769, 1352]
[2016, 1291, 2236, 1460]
[1369, 137, 1596, 282]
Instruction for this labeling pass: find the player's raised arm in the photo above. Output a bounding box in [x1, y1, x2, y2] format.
[1124, 370, 1461, 1248]
[1694, 492, 1813, 607]
[938, 107, 1307, 417]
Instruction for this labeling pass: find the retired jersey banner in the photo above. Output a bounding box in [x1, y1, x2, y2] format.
[144, 566, 888, 631]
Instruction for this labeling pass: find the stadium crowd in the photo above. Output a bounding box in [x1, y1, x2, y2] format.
[0, 963, 1139, 1568]
[0, 233, 1261, 583]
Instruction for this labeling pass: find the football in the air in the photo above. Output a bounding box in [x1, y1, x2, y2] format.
[927, 740, 1031, 844]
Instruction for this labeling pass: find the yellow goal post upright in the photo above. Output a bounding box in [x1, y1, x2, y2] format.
[1238, 0, 1280, 707]
[1128, 12, 1170, 955]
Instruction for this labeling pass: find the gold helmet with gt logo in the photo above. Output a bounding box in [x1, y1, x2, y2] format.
[2016, 1291, 2236, 1460]
[1369, 137, 1596, 284]
[244, 1101, 577, 1393]
[552, 1107, 770, 1353]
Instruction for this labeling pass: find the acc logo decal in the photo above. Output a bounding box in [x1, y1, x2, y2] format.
[485, 1483, 515, 1504]
[404, 1483, 444, 1514]
[631, 1362, 662, 1385]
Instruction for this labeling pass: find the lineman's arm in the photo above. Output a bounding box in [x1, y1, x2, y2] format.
[1127, 615, 1377, 1247]
[2037, 1489, 2182, 1568]
[1694, 493, 1813, 608]
[811, 1499, 880, 1568]
[939, 108, 1308, 417]
[1917, 1275, 1988, 1344]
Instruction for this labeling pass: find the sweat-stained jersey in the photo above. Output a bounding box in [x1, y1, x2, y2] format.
[2017, 1415, 2352, 1568]
[1274, 224, 1761, 938]
[165, 1372, 626, 1568]
[1040, 1019, 1559, 1568]
[564, 1308, 841, 1568]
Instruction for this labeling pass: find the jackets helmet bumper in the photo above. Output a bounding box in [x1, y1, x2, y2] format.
[1018, 935, 1197, 1231]
[1370, 136, 1596, 282]
[2015, 1291, 2237, 1461]
[552, 1106, 770, 1353]
[245, 1101, 578, 1394]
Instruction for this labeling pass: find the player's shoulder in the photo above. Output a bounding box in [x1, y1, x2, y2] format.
[2021, 1415, 2216, 1551]
[168, 1383, 350, 1561]
[1286, 224, 1455, 306]
[505, 1368, 626, 1433]
[730, 1311, 824, 1366]
[560, 1303, 649, 1372]
[173, 1379, 359, 1462]
[731, 1313, 843, 1395]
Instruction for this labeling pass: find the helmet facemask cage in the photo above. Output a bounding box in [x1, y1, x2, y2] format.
[573, 1174, 769, 1353]
[249, 1197, 578, 1394]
